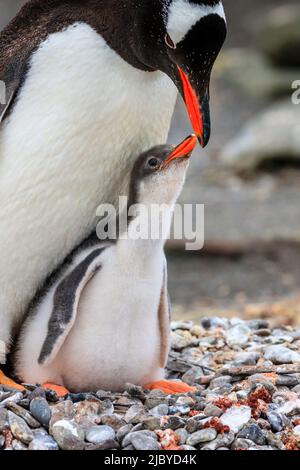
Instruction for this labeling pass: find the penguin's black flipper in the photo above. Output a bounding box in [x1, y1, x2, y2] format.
[38, 247, 106, 366]
[158, 258, 171, 368]
[0, 63, 26, 123]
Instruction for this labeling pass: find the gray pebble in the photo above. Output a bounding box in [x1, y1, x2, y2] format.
[7, 402, 40, 429]
[29, 432, 59, 450]
[149, 404, 168, 417]
[201, 431, 235, 450]
[238, 424, 266, 445]
[167, 415, 186, 430]
[0, 408, 8, 433]
[86, 425, 115, 445]
[226, 324, 251, 347]
[116, 424, 133, 441]
[220, 406, 251, 434]
[123, 430, 157, 448]
[234, 352, 261, 366]
[231, 438, 254, 450]
[30, 397, 51, 427]
[130, 432, 161, 450]
[264, 345, 300, 364]
[140, 416, 161, 430]
[51, 419, 85, 450]
[186, 428, 217, 446]
[12, 439, 28, 451]
[8, 411, 34, 444]
[175, 428, 188, 445]
[124, 404, 145, 424]
[203, 404, 223, 417]
[267, 411, 284, 432]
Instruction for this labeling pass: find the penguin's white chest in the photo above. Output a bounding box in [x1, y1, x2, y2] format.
[15, 245, 166, 392]
[60, 251, 165, 391]
[0, 22, 177, 331]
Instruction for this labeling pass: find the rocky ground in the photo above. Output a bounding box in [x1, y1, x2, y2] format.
[1, 318, 300, 451]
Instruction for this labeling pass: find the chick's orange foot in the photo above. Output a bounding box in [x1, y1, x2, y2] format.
[42, 382, 69, 398]
[0, 369, 25, 391]
[144, 380, 197, 395]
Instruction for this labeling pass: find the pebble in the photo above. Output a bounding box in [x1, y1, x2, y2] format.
[7, 402, 40, 429]
[51, 420, 85, 450]
[201, 431, 235, 450]
[0, 408, 8, 433]
[226, 324, 251, 347]
[175, 428, 188, 444]
[149, 404, 169, 417]
[231, 438, 253, 450]
[293, 425, 300, 437]
[140, 416, 161, 430]
[8, 411, 34, 444]
[201, 317, 229, 329]
[12, 439, 28, 450]
[264, 346, 300, 364]
[186, 428, 217, 446]
[123, 430, 157, 448]
[234, 352, 261, 366]
[124, 404, 146, 424]
[29, 431, 59, 451]
[101, 413, 125, 431]
[238, 424, 266, 445]
[0, 392, 23, 408]
[203, 404, 223, 417]
[130, 432, 161, 450]
[267, 411, 284, 432]
[29, 397, 52, 427]
[220, 406, 252, 434]
[86, 425, 115, 446]
[278, 399, 300, 416]
[116, 424, 133, 441]
[166, 415, 186, 430]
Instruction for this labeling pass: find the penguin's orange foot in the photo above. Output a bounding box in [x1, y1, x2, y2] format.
[145, 380, 197, 395]
[42, 383, 69, 398]
[0, 369, 25, 392]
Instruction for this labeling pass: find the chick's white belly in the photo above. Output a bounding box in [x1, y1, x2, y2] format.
[59, 271, 164, 391]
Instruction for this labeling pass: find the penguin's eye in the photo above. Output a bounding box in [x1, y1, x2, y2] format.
[165, 33, 176, 50]
[147, 157, 160, 170]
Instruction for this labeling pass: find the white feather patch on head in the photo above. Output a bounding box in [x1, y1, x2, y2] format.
[167, 0, 226, 44]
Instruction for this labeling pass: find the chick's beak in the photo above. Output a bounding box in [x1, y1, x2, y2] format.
[178, 66, 211, 148]
[163, 134, 197, 168]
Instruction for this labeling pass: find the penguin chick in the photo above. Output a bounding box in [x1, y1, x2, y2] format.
[14, 136, 197, 393]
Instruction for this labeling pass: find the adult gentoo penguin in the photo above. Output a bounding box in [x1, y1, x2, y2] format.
[14, 136, 197, 394]
[0, 0, 226, 383]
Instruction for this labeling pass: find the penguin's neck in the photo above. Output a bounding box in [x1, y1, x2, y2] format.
[116, 202, 174, 259]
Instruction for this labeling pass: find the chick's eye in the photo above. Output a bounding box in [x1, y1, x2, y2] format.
[165, 33, 176, 50]
[147, 157, 160, 169]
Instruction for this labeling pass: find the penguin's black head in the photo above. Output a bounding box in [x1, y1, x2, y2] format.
[129, 135, 197, 206]
[133, 0, 227, 148]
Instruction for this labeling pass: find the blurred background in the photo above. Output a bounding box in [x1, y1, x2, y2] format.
[1, 0, 300, 326]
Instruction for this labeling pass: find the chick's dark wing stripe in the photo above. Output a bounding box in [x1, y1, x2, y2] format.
[38, 247, 105, 366]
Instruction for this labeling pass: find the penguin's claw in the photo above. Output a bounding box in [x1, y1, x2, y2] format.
[144, 380, 197, 395]
[42, 383, 69, 398]
[0, 369, 25, 391]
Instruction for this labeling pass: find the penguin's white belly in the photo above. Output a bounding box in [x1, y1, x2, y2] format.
[16, 248, 165, 392]
[0, 22, 177, 340]
[62, 267, 164, 391]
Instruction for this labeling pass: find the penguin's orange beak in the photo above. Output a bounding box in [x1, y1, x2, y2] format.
[178, 66, 210, 148]
[163, 135, 197, 168]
